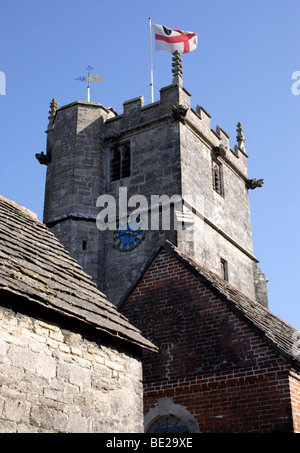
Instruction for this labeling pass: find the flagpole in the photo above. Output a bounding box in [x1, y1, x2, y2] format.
[86, 65, 93, 102]
[149, 17, 154, 103]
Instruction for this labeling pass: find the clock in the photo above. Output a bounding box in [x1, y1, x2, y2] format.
[113, 217, 145, 251]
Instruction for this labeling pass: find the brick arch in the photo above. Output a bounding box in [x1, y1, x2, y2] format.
[144, 397, 200, 433]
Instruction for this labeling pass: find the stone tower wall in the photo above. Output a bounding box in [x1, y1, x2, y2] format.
[100, 87, 185, 303]
[40, 82, 268, 306]
[178, 101, 258, 300]
[44, 102, 112, 287]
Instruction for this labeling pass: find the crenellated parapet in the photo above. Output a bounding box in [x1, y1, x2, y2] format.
[102, 80, 265, 190]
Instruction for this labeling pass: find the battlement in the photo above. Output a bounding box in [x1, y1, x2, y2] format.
[49, 84, 250, 180]
[105, 83, 191, 133]
[104, 82, 249, 179]
[39, 79, 257, 193]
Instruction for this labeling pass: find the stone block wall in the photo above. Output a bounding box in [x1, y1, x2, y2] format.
[179, 99, 258, 302]
[102, 88, 182, 304]
[44, 101, 110, 222]
[0, 304, 144, 433]
[43, 101, 114, 291]
[41, 82, 267, 306]
[101, 82, 258, 305]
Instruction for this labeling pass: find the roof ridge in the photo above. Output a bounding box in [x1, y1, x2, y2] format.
[0, 196, 156, 352]
[120, 238, 300, 365]
[0, 195, 38, 221]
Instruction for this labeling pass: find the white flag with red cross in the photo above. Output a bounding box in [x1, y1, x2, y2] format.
[153, 24, 198, 54]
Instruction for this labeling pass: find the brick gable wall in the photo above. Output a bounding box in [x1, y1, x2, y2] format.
[121, 250, 300, 432]
[289, 370, 300, 432]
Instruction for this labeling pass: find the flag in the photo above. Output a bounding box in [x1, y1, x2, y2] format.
[153, 24, 198, 54]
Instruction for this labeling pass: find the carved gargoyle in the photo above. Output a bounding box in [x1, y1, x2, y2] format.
[105, 132, 122, 143]
[35, 152, 51, 165]
[172, 103, 188, 121]
[213, 144, 227, 159]
[246, 178, 264, 190]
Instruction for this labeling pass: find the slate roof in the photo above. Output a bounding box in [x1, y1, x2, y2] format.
[0, 195, 156, 352]
[119, 239, 300, 365]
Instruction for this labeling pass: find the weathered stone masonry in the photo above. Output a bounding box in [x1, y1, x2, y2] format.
[0, 305, 143, 433]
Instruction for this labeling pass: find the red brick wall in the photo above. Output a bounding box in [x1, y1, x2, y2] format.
[121, 250, 298, 433]
[289, 369, 300, 432]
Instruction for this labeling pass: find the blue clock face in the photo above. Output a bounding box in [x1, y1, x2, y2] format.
[113, 217, 145, 251]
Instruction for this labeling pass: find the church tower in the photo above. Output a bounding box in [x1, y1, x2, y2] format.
[36, 53, 268, 307]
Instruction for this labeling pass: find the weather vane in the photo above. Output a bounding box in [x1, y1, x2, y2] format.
[76, 65, 103, 102]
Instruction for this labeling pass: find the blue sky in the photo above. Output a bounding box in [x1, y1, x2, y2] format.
[0, 0, 299, 329]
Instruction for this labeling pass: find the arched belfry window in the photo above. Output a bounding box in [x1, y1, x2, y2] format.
[110, 143, 131, 181]
[121, 144, 130, 178]
[110, 148, 121, 181]
[144, 397, 200, 433]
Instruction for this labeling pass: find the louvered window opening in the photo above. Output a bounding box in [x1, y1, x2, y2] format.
[212, 160, 223, 196]
[110, 144, 131, 181]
